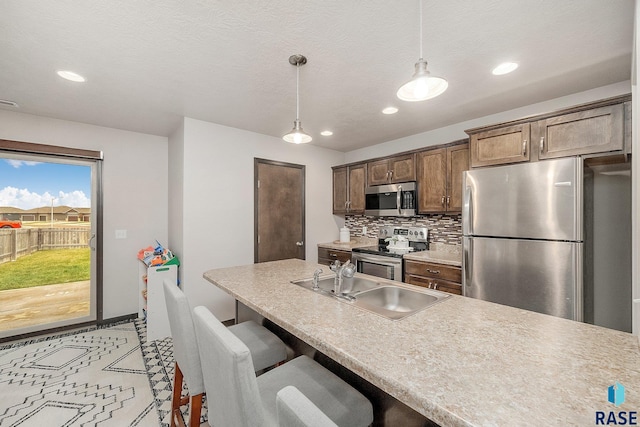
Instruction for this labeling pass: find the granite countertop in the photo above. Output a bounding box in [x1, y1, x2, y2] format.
[317, 236, 377, 251]
[403, 243, 462, 267]
[320, 239, 463, 267]
[203, 259, 640, 427]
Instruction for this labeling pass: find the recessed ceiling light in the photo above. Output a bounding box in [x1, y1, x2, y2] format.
[320, 130, 333, 136]
[492, 62, 518, 75]
[57, 70, 86, 82]
[382, 107, 399, 115]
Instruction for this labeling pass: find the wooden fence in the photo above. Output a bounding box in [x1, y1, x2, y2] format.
[0, 228, 91, 265]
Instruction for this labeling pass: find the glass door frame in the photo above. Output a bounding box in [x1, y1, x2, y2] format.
[0, 139, 103, 340]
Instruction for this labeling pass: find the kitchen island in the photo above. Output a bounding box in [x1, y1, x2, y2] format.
[203, 259, 640, 426]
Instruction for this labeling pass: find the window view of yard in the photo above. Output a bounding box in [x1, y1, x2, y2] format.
[0, 248, 90, 291]
[0, 158, 93, 335]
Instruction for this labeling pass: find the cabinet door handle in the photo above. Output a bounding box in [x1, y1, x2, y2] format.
[446, 196, 450, 207]
[433, 283, 439, 290]
[428, 282, 434, 289]
[329, 253, 337, 257]
[441, 196, 446, 207]
[296, 241, 304, 246]
[426, 269, 440, 274]
[522, 139, 527, 156]
[539, 136, 545, 154]
[388, 170, 393, 181]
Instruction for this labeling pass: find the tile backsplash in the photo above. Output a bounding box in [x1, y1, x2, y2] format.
[345, 214, 462, 245]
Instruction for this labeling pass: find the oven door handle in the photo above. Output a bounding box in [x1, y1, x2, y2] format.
[353, 254, 402, 265]
[397, 185, 403, 215]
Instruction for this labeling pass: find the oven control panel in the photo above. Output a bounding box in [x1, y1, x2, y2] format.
[378, 226, 428, 242]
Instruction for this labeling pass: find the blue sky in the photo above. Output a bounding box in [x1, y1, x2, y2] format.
[0, 158, 91, 209]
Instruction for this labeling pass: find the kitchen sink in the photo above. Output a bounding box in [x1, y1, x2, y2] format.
[290, 276, 380, 294]
[354, 286, 448, 320]
[290, 274, 449, 320]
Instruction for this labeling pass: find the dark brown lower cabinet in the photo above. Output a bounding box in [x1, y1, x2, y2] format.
[318, 247, 351, 266]
[404, 259, 462, 295]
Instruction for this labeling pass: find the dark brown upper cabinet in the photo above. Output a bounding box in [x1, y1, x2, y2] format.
[469, 123, 530, 168]
[533, 104, 624, 160]
[367, 154, 415, 186]
[417, 143, 469, 213]
[332, 163, 366, 215]
[467, 94, 630, 168]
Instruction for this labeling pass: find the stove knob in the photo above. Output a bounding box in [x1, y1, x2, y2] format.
[419, 231, 424, 236]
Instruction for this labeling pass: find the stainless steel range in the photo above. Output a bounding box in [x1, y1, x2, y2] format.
[351, 226, 429, 281]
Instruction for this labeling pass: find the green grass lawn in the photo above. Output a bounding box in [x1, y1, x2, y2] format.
[0, 249, 90, 291]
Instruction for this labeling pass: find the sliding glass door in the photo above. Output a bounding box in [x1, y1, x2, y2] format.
[0, 147, 101, 339]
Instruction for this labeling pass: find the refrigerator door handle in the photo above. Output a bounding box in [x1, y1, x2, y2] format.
[462, 182, 473, 235]
[463, 239, 472, 295]
[397, 185, 402, 215]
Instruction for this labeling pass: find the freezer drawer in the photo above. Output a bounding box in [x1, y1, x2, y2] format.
[463, 237, 582, 321]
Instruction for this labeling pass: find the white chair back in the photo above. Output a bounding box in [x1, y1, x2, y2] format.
[192, 305, 265, 427]
[162, 279, 205, 395]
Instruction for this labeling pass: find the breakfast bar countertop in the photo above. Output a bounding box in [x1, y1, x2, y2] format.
[203, 259, 640, 427]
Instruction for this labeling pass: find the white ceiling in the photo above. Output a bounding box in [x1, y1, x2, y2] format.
[0, 1, 634, 152]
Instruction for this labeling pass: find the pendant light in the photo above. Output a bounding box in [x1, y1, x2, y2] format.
[396, 0, 448, 102]
[283, 54, 312, 144]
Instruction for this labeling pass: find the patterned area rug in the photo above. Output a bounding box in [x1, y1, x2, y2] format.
[0, 321, 158, 426]
[0, 319, 205, 427]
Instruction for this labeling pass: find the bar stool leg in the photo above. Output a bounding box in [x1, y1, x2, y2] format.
[171, 363, 184, 427]
[189, 394, 203, 427]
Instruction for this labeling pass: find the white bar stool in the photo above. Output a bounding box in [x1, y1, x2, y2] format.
[163, 279, 287, 427]
[192, 305, 374, 427]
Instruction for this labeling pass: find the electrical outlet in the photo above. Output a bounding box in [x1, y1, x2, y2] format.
[362, 226, 367, 235]
[115, 229, 127, 239]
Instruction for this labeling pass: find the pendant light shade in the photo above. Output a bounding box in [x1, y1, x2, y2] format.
[397, 60, 448, 102]
[283, 54, 312, 144]
[397, 0, 447, 102]
[283, 119, 312, 144]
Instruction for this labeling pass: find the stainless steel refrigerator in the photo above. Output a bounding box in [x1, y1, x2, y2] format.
[462, 157, 584, 321]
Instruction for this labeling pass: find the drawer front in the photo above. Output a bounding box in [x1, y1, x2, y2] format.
[405, 274, 462, 295]
[318, 248, 351, 265]
[404, 260, 461, 283]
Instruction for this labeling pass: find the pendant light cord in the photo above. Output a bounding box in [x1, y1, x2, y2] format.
[419, 0, 423, 61]
[296, 64, 300, 121]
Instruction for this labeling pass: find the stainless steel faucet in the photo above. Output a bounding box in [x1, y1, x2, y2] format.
[329, 260, 356, 296]
[312, 268, 323, 290]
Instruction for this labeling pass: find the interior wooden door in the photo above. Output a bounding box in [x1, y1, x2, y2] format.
[255, 159, 305, 263]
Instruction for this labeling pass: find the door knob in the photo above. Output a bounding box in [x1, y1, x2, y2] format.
[296, 241, 304, 246]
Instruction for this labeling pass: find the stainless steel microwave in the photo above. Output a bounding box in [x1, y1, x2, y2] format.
[364, 182, 417, 217]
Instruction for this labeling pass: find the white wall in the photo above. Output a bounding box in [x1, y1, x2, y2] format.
[0, 110, 168, 320]
[168, 121, 185, 284]
[174, 118, 345, 321]
[345, 81, 632, 163]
